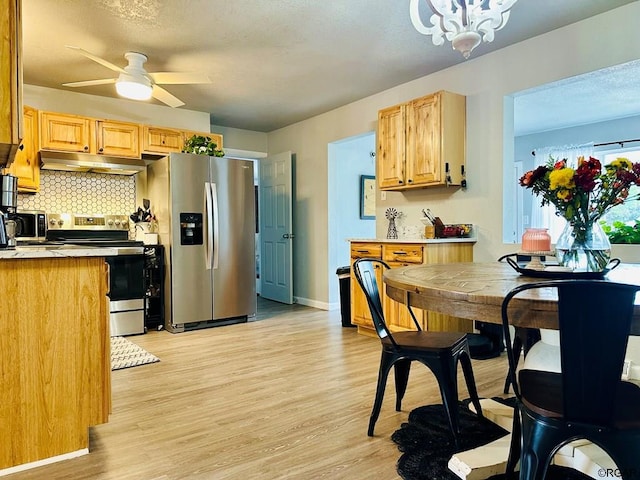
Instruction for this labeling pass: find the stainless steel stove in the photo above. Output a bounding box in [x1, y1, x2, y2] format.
[46, 213, 146, 336]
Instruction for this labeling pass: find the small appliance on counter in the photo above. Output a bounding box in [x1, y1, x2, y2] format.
[0, 174, 18, 249]
[14, 210, 47, 243]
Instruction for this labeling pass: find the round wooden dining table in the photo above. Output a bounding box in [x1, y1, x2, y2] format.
[384, 262, 640, 334]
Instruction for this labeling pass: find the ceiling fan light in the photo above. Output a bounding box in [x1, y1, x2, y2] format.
[115, 74, 152, 101]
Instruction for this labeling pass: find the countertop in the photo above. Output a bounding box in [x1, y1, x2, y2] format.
[0, 245, 124, 259]
[348, 235, 477, 244]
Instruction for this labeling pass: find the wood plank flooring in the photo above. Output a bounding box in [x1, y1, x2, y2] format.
[6, 300, 509, 480]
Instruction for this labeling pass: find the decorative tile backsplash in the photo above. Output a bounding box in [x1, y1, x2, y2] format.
[18, 171, 136, 215]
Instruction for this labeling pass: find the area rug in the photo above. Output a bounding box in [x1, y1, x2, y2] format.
[392, 398, 591, 480]
[110, 336, 160, 371]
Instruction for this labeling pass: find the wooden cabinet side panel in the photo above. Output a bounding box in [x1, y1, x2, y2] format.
[440, 91, 466, 185]
[423, 243, 474, 332]
[0, 0, 22, 161]
[377, 104, 406, 189]
[0, 257, 109, 469]
[9, 105, 39, 191]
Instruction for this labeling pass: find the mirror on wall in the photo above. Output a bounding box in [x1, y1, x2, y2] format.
[503, 59, 640, 243]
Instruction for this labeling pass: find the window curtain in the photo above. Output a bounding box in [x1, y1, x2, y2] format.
[531, 143, 594, 240]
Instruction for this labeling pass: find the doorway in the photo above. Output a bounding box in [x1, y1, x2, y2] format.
[327, 131, 376, 309]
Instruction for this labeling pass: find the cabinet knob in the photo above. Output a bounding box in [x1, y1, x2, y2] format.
[98, 147, 104, 153]
[398, 180, 403, 184]
[19, 143, 24, 151]
[84, 145, 89, 151]
[407, 179, 413, 183]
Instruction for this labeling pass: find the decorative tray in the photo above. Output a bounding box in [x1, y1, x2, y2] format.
[505, 257, 621, 279]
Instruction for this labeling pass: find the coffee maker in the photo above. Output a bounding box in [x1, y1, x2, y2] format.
[0, 174, 18, 249]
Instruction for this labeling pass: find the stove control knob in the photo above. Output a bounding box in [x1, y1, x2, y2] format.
[107, 219, 114, 226]
[114, 219, 121, 226]
[57, 219, 64, 226]
[122, 221, 129, 229]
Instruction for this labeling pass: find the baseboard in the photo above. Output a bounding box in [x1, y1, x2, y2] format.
[0, 448, 89, 477]
[294, 296, 332, 310]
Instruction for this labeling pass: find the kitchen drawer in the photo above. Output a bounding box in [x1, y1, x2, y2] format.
[382, 244, 423, 264]
[350, 243, 382, 259]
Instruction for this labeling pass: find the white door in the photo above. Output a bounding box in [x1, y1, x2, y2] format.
[259, 151, 293, 304]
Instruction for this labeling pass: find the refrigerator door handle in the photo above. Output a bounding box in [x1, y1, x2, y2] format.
[204, 181, 214, 270]
[210, 182, 220, 270]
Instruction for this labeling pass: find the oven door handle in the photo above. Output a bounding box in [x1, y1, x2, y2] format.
[210, 182, 220, 270]
[204, 182, 213, 270]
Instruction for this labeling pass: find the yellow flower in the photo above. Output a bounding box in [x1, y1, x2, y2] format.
[549, 168, 575, 190]
[556, 190, 571, 200]
[610, 157, 633, 170]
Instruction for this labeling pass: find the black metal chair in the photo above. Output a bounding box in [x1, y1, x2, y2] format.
[501, 279, 640, 480]
[353, 258, 483, 445]
[498, 253, 541, 393]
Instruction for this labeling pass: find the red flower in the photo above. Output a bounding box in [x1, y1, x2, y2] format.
[520, 165, 548, 187]
[553, 159, 567, 169]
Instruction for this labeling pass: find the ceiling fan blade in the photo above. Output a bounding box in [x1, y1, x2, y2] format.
[148, 72, 211, 85]
[62, 78, 117, 88]
[152, 85, 185, 108]
[66, 45, 126, 74]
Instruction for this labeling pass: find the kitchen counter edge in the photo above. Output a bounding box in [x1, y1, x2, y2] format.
[348, 236, 477, 244]
[0, 246, 124, 259]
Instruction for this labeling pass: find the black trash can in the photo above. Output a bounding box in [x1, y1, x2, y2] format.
[336, 266, 355, 327]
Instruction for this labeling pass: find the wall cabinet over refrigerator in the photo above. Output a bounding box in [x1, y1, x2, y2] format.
[377, 90, 466, 191]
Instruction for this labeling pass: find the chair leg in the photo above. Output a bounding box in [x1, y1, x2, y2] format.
[394, 359, 411, 412]
[459, 351, 482, 417]
[368, 351, 395, 436]
[519, 410, 556, 480]
[431, 358, 462, 446]
[504, 406, 521, 479]
[504, 334, 523, 394]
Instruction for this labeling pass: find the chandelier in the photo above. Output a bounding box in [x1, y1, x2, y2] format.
[410, 0, 518, 59]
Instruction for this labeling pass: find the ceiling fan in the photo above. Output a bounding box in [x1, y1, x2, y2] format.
[62, 46, 211, 108]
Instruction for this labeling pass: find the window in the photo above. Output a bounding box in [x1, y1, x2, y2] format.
[599, 147, 640, 227]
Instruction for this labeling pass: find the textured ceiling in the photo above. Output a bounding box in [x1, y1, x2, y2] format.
[22, 0, 638, 132]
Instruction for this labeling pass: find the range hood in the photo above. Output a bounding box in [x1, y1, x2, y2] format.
[39, 151, 148, 176]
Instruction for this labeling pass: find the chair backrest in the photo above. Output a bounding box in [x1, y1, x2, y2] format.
[352, 258, 397, 345]
[502, 279, 640, 426]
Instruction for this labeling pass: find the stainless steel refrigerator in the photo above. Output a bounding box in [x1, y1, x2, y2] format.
[147, 153, 256, 333]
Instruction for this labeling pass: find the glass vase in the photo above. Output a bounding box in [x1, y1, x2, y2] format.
[555, 221, 611, 272]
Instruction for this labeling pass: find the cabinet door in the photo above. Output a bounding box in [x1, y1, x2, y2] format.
[183, 130, 224, 151]
[406, 93, 441, 186]
[349, 243, 382, 329]
[8, 106, 39, 192]
[0, 0, 22, 165]
[40, 111, 92, 153]
[376, 104, 406, 189]
[143, 126, 184, 154]
[382, 244, 425, 331]
[96, 120, 140, 158]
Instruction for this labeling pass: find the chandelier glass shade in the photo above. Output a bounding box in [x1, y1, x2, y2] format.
[410, 0, 518, 59]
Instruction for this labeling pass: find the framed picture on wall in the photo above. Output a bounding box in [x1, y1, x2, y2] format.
[360, 175, 375, 220]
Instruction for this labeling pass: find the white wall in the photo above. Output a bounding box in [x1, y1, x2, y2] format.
[266, 3, 640, 306]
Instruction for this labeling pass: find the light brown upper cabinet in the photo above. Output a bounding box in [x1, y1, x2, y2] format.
[183, 130, 224, 151]
[0, 0, 23, 167]
[96, 120, 140, 158]
[39, 111, 94, 153]
[142, 126, 184, 154]
[7, 105, 39, 192]
[377, 91, 466, 191]
[40, 111, 141, 158]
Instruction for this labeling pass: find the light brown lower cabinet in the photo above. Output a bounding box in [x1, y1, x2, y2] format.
[0, 257, 110, 470]
[350, 240, 474, 334]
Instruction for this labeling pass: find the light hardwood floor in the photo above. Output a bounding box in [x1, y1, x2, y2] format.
[7, 300, 509, 480]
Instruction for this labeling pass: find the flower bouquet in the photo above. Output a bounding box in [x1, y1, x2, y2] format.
[519, 156, 640, 271]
